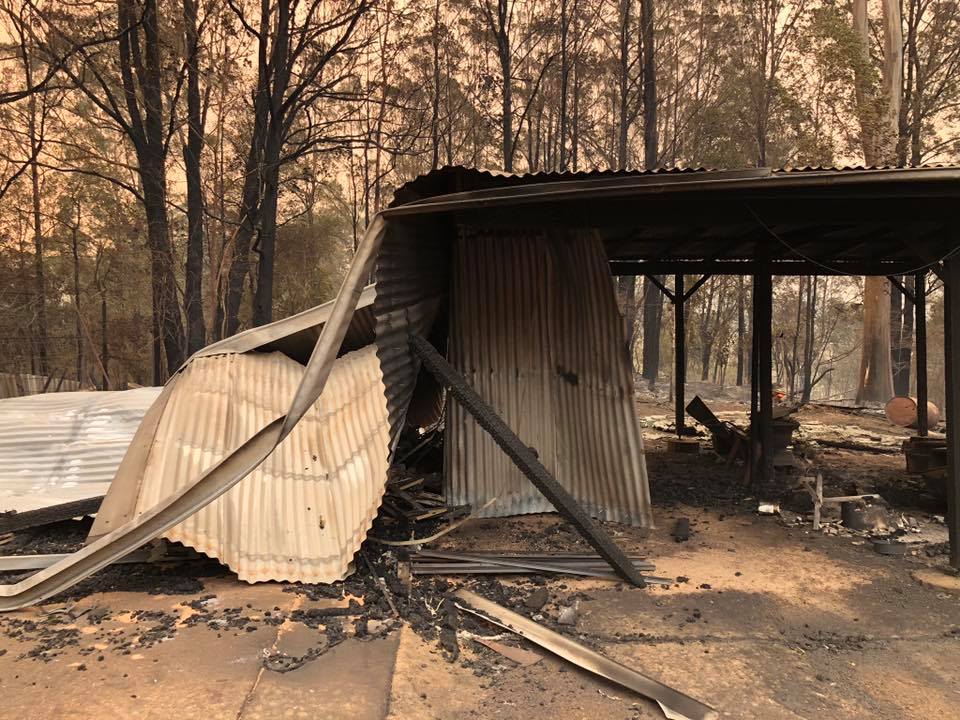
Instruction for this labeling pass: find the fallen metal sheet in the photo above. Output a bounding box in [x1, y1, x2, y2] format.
[0, 546, 176, 572]
[7, 168, 866, 608]
[190, 284, 377, 364]
[411, 562, 672, 585]
[104, 347, 391, 583]
[454, 589, 718, 720]
[445, 230, 652, 526]
[0, 372, 82, 399]
[0, 215, 386, 611]
[0, 388, 161, 513]
[411, 335, 646, 586]
[474, 636, 543, 666]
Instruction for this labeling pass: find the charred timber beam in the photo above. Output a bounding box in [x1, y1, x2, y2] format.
[916, 272, 929, 437]
[0, 496, 104, 535]
[752, 273, 775, 490]
[642, 274, 674, 303]
[944, 258, 960, 570]
[888, 275, 916, 304]
[408, 335, 646, 586]
[675, 274, 686, 439]
[609, 260, 939, 276]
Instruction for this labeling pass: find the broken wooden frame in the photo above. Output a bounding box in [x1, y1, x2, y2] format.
[800, 474, 882, 531]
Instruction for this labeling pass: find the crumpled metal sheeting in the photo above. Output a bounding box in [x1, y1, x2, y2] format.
[0, 388, 161, 513]
[445, 229, 651, 526]
[0, 373, 82, 399]
[128, 347, 390, 584]
[372, 222, 449, 447]
[190, 285, 377, 366]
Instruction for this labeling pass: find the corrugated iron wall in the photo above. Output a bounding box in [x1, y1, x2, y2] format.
[445, 228, 651, 526]
[112, 346, 390, 584]
[372, 222, 449, 447]
[0, 388, 160, 512]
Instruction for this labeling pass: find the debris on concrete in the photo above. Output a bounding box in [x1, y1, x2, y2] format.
[408, 550, 666, 583]
[557, 601, 579, 626]
[472, 635, 542, 666]
[454, 589, 719, 720]
[524, 587, 549, 611]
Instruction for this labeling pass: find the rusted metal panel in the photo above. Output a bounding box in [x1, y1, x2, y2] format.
[0, 388, 160, 513]
[444, 228, 651, 526]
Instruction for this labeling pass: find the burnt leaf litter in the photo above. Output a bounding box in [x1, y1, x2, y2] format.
[0, 517, 652, 679]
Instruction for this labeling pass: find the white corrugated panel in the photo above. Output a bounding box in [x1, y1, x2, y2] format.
[127, 346, 390, 584]
[445, 228, 652, 527]
[0, 373, 83, 399]
[0, 388, 161, 512]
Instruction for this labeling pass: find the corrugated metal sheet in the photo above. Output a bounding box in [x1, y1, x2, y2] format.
[392, 163, 955, 206]
[0, 373, 82, 399]
[444, 229, 651, 526]
[0, 388, 161, 513]
[117, 347, 389, 584]
[372, 223, 449, 450]
[192, 284, 377, 365]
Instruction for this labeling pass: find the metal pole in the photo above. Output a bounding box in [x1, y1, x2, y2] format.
[753, 273, 774, 490]
[749, 276, 759, 485]
[674, 274, 685, 438]
[915, 271, 928, 437]
[944, 258, 960, 570]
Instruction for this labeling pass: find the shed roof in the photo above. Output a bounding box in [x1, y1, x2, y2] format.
[387, 165, 960, 275]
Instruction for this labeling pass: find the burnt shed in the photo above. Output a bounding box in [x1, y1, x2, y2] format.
[378, 165, 960, 566]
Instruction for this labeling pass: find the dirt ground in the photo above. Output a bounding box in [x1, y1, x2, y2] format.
[2, 403, 959, 720]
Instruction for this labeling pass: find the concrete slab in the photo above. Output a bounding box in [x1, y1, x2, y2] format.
[240, 634, 400, 720]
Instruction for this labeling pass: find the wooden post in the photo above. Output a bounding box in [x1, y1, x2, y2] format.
[944, 258, 960, 570]
[753, 272, 774, 490]
[674, 273, 685, 438]
[915, 271, 928, 436]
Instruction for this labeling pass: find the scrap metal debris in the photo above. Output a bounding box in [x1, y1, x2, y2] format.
[472, 635, 542, 666]
[454, 589, 718, 720]
[409, 550, 670, 584]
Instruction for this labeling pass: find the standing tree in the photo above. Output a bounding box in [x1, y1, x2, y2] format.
[182, 0, 206, 354]
[218, 0, 371, 334]
[852, 0, 900, 403]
